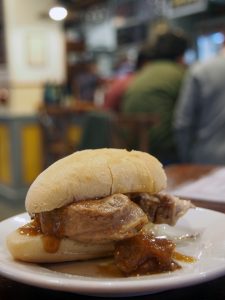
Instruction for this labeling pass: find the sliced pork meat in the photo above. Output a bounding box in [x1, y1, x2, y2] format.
[129, 193, 194, 226]
[37, 192, 193, 244]
[38, 194, 148, 243]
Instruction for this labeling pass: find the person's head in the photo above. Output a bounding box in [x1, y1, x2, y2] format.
[135, 47, 155, 71]
[152, 29, 189, 62]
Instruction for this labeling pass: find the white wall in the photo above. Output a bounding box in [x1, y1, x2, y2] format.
[3, 0, 66, 114]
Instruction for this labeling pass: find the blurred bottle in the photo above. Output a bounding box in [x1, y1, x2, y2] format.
[43, 82, 62, 105]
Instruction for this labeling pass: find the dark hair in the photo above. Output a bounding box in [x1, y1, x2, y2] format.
[135, 47, 155, 70]
[152, 30, 189, 61]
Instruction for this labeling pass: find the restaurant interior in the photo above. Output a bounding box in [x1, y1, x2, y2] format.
[1, 1, 225, 299]
[0, 0, 225, 220]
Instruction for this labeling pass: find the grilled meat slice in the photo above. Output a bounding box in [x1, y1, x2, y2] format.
[38, 194, 148, 243]
[129, 193, 194, 226]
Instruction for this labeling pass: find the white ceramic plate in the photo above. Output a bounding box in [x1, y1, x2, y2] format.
[0, 208, 225, 297]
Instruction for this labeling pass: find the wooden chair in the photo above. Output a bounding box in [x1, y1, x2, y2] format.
[38, 103, 95, 168]
[110, 113, 159, 152]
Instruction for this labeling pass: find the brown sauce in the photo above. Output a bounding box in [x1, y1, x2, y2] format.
[114, 232, 181, 276]
[97, 261, 124, 277]
[44, 258, 125, 278]
[19, 219, 196, 274]
[44, 250, 196, 279]
[18, 219, 41, 236]
[18, 218, 61, 253]
[173, 251, 196, 263]
[39, 210, 65, 238]
[41, 235, 61, 253]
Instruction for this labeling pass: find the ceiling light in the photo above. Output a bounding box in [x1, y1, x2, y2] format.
[49, 6, 68, 21]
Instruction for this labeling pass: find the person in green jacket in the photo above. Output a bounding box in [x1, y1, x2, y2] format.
[122, 29, 189, 164]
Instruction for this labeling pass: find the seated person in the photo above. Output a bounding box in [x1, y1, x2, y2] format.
[122, 28, 189, 164]
[104, 48, 152, 112]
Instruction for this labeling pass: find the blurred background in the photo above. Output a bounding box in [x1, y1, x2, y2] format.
[1, 0, 225, 220]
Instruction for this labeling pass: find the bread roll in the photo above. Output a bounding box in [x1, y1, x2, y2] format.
[6, 230, 114, 263]
[25, 148, 166, 214]
[7, 149, 167, 263]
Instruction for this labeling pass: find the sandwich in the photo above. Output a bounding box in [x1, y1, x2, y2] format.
[7, 148, 193, 275]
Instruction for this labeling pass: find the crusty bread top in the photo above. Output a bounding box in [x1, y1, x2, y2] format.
[25, 148, 167, 213]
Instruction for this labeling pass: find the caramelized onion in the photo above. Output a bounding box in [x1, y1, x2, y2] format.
[18, 216, 41, 236]
[114, 232, 181, 276]
[173, 251, 196, 263]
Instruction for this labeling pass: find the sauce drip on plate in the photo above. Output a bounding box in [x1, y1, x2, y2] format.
[18, 218, 61, 253]
[173, 251, 196, 263]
